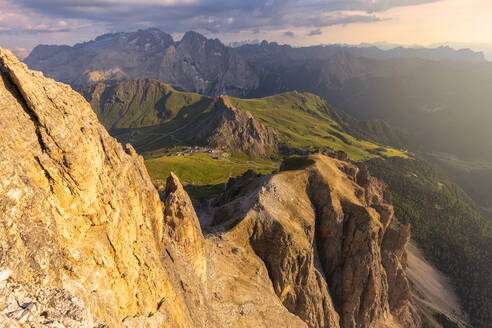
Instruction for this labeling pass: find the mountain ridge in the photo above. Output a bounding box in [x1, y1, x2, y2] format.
[237, 41, 486, 66]
[24, 28, 485, 94]
[25, 29, 259, 96]
[81, 78, 407, 161]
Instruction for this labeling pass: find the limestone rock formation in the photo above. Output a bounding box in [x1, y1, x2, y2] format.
[162, 173, 207, 280]
[211, 155, 421, 328]
[1, 47, 421, 327]
[194, 95, 279, 156]
[0, 269, 99, 327]
[0, 47, 216, 328]
[24, 29, 259, 96]
[382, 225, 421, 327]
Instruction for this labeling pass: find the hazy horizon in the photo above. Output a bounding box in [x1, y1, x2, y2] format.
[6, 30, 492, 62]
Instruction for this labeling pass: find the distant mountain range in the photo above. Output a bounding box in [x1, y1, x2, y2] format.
[356, 41, 492, 61]
[237, 40, 485, 64]
[24, 29, 259, 96]
[249, 51, 492, 162]
[24, 28, 485, 94]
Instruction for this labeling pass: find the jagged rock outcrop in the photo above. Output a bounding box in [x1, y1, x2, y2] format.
[382, 225, 421, 327]
[162, 173, 207, 280]
[1, 47, 420, 327]
[193, 95, 279, 156]
[0, 47, 218, 328]
[211, 155, 421, 328]
[24, 29, 259, 96]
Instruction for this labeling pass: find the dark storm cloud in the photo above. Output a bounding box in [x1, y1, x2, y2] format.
[10, 0, 442, 34]
[308, 28, 322, 36]
[284, 31, 295, 38]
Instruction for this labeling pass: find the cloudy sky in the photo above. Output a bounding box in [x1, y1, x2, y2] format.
[1, 0, 491, 58]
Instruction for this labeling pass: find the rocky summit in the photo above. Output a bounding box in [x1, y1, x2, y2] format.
[1, 47, 420, 327]
[191, 95, 279, 157]
[24, 29, 259, 96]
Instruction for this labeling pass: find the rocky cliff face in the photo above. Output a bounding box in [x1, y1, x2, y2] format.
[211, 155, 421, 328]
[157, 31, 259, 96]
[24, 29, 259, 96]
[1, 47, 420, 327]
[193, 95, 279, 156]
[0, 47, 222, 328]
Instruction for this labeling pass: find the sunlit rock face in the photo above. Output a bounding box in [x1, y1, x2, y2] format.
[193, 95, 279, 157]
[211, 155, 421, 328]
[0, 47, 217, 328]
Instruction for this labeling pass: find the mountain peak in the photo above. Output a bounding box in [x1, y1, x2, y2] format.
[191, 95, 280, 156]
[134, 27, 173, 40]
[24, 29, 258, 95]
[181, 30, 208, 43]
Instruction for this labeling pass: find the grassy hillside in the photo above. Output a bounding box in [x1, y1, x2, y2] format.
[82, 79, 213, 129]
[145, 152, 278, 187]
[230, 92, 405, 161]
[82, 79, 407, 161]
[145, 152, 279, 199]
[366, 157, 492, 328]
[249, 55, 492, 163]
